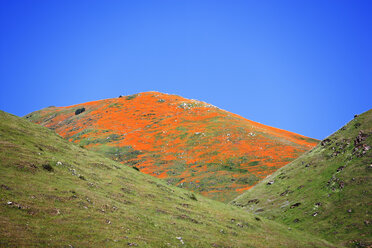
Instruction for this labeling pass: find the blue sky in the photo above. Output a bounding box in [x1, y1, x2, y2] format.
[0, 0, 371, 139]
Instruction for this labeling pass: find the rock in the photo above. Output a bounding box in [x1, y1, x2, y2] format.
[267, 181, 274, 185]
[347, 209, 352, 213]
[1, 184, 11, 190]
[315, 202, 322, 206]
[354, 131, 368, 146]
[247, 199, 260, 204]
[364, 144, 370, 151]
[293, 218, 300, 223]
[290, 203, 301, 209]
[336, 166, 345, 172]
[364, 220, 370, 226]
[75, 108, 85, 115]
[56, 161, 62, 166]
[70, 168, 77, 175]
[6, 201, 28, 209]
[312, 212, 318, 217]
[339, 181, 345, 189]
[321, 138, 332, 146]
[280, 190, 290, 196]
[127, 242, 137, 246]
[176, 237, 184, 245]
[354, 114, 358, 118]
[255, 217, 261, 221]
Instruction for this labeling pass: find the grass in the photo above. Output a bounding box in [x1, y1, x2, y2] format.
[0, 110, 336, 247]
[231, 109, 372, 247]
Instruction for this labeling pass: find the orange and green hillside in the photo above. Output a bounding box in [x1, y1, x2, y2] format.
[26, 92, 318, 202]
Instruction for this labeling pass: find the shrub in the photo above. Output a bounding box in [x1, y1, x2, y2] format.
[42, 163, 54, 172]
[75, 108, 85, 115]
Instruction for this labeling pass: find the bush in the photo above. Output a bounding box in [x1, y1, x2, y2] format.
[42, 163, 54, 172]
[75, 108, 85, 115]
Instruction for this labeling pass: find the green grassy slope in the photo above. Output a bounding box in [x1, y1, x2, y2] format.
[0, 110, 334, 247]
[232, 109, 372, 247]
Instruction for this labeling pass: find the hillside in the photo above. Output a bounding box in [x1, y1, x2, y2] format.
[25, 91, 318, 202]
[0, 110, 335, 247]
[231, 109, 372, 247]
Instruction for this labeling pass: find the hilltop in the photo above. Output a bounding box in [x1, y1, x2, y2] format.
[232, 109, 372, 247]
[26, 91, 318, 202]
[0, 110, 334, 247]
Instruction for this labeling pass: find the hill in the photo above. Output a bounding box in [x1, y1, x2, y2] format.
[25, 91, 318, 202]
[231, 109, 372, 247]
[0, 110, 335, 247]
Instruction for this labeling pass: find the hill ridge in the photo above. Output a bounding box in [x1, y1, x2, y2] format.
[26, 91, 318, 202]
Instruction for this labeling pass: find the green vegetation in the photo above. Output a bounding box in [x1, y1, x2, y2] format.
[126, 94, 138, 100]
[108, 102, 123, 108]
[0, 110, 335, 247]
[91, 145, 143, 166]
[248, 161, 260, 166]
[232, 109, 372, 247]
[77, 133, 122, 146]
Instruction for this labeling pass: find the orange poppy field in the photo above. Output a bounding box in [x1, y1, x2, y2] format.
[27, 92, 318, 202]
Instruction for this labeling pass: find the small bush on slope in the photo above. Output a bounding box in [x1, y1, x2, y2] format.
[232, 109, 372, 247]
[0, 110, 334, 247]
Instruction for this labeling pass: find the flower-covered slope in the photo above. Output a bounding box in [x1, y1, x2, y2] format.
[26, 92, 318, 202]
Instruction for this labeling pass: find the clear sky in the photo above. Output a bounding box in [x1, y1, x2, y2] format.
[0, 0, 371, 140]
